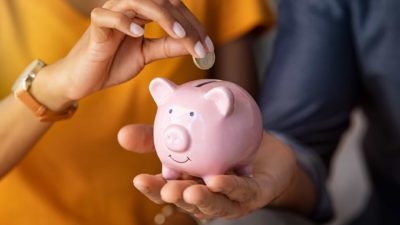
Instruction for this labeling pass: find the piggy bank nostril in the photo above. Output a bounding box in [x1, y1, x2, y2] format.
[163, 125, 190, 152]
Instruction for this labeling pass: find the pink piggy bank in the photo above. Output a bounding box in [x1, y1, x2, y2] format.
[149, 77, 263, 181]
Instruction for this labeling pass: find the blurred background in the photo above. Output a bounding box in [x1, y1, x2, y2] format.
[256, 1, 370, 225]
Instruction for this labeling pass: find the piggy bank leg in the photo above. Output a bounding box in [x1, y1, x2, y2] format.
[162, 165, 181, 180]
[235, 165, 253, 177]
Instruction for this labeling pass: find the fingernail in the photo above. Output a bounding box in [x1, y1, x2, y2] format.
[173, 22, 186, 38]
[204, 36, 214, 52]
[194, 41, 206, 58]
[130, 23, 144, 36]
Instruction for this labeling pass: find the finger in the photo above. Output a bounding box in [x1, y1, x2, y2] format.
[161, 180, 201, 214]
[205, 175, 261, 203]
[133, 174, 166, 204]
[107, 0, 184, 39]
[90, 7, 144, 43]
[164, 2, 207, 58]
[183, 184, 243, 218]
[142, 37, 188, 63]
[175, 1, 214, 52]
[118, 124, 154, 153]
[108, 0, 209, 58]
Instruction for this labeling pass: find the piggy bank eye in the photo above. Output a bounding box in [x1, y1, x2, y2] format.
[169, 109, 173, 114]
[189, 112, 195, 117]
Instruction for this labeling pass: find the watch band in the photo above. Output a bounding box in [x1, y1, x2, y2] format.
[16, 90, 78, 122]
[13, 59, 78, 122]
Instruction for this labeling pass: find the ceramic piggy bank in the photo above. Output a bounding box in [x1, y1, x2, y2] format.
[149, 77, 263, 181]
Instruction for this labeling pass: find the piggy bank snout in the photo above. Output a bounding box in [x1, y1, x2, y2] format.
[163, 125, 190, 152]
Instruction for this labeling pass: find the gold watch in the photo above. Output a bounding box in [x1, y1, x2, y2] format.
[12, 59, 78, 122]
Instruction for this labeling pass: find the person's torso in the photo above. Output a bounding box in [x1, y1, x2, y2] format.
[0, 1, 205, 224]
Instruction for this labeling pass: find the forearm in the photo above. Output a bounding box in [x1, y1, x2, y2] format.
[0, 65, 67, 178]
[0, 95, 51, 177]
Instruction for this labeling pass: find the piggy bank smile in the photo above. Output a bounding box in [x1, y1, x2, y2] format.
[168, 154, 191, 164]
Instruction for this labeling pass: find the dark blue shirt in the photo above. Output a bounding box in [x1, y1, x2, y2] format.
[260, 0, 400, 224]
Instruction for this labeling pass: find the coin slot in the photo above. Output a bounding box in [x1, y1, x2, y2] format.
[195, 80, 217, 87]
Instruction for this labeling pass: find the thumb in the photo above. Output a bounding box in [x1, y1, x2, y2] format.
[143, 36, 189, 64]
[118, 124, 155, 153]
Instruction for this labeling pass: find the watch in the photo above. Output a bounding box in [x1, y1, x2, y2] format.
[12, 59, 78, 122]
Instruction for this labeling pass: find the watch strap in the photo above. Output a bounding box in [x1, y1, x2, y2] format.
[13, 59, 78, 122]
[16, 90, 78, 122]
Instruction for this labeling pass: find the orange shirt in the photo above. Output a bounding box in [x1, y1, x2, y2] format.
[0, 0, 274, 224]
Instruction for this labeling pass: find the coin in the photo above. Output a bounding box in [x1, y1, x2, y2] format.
[193, 52, 215, 70]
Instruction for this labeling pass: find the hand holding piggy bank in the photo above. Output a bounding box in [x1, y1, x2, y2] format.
[150, 78, 263, 181]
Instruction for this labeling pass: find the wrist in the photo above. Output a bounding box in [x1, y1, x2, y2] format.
[30, 62, 74, 112]
[270, 162, 317, 215]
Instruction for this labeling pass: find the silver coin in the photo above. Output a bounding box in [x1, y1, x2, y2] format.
[193, 52, 215, 70]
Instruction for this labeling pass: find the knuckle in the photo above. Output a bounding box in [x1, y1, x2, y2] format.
[90, 7, 102, 19]
[161, 38, 172, 58]
[155, 10, 173, 23]
[238, 189, 252, 202]
[103, 0, 116, 9]
[115, 13, 124, 22]
[231, 177, 241, 192]
[222, 180, 235, 196]
[127, 0, 141, 9]
[195, 192, 208, 207]
[116, 14, 129, 26]
[243, 179, 256, 200]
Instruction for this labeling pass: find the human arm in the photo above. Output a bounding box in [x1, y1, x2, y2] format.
[0, 0, 214, 178]
[0, 94, 51, 178]
[259, 0, 361, 220]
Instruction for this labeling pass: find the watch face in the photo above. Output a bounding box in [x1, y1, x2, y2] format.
[11, 59, 45, 94]
[12, 72, 30, 93]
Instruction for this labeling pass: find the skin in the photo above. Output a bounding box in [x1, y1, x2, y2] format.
[0, 0, 315, 222]
[0, 0, 214, 177]
[0, 0, 259, 177]
[119, 125, 317, 220]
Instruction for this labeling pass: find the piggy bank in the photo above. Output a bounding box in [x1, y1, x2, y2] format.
[149, 77, 263, 181]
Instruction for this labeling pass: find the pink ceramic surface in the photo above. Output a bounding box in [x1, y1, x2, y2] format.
[149, 77, 263, 181]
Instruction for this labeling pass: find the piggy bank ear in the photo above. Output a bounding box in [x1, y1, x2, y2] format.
[149, 78, 177, 106]
[204, 87, 234, 117]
